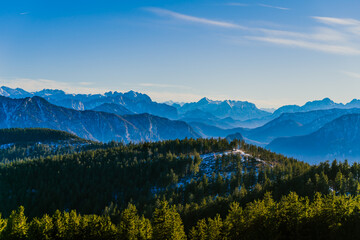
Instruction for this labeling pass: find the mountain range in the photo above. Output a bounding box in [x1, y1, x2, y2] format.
[0, 96, 198, 143]
[268, 114, 360, 163]
[0, 87, 177, 119]
[176, 97, 272, 121]
[3, 86, 360, 162]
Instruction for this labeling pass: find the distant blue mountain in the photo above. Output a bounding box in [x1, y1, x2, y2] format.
[242, 108, 360, 144]
[175, 97, 272, 121]
[267, 114, 360, 163]
[190, 108, 360, 148]
[0, 87, 178, 119]
[273, 98, 348, 116]
[0, 96, 198, 143]
[236, 97, 360, 129]
[91, 103, 133, 115]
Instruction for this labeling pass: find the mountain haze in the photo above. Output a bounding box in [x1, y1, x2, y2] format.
[267, 114, 360, 163]
[177, 97, 271, 121]
[0, 87, 177, 119]
[0, 96, 198, 143]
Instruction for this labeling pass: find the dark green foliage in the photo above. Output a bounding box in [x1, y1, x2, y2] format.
[152, 201, 186, 240]
[2, 194, 360, 239]
[0, 128, 84, 145]
[1, 137, 360, 238]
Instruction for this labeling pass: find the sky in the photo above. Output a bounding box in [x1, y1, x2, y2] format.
[1, 0, 360, 108]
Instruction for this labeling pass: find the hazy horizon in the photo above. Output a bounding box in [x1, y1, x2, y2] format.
[1, 85, 359, 110]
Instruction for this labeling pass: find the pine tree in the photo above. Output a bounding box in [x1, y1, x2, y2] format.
[189, 219, 207, 240]
[52, 210, 66, 240]
[3, 206, 28, 240]
[137, 216, 152, 240]
[28, 214, 54, 240]
[118, 203, 152, 240]
[152, 201, 186, 240]
[224, 202, 244, 239]
[0, 213, 7, 236]
[206, 214, 223, 240]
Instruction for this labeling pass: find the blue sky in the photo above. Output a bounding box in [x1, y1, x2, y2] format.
[1, 0, 360, 107]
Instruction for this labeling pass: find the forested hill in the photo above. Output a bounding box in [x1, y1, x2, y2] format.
[0, 138, 308, 218]
[0, 128, 85, 145]
[0, 128, 101, 163]
[1, 138, 360, 239]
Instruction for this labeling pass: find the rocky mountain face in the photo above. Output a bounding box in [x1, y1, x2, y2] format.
[91, 103, 133, 115]
[237, 98, 360, 129]
[267, 114, 360, 163]
[0, 87, 178, 119]
[177, 97, 271, 121]
[175, 97, 360, 129]
[0, 96, 198, 143]
[0, 86, 33, 98]
[273, 98, 345, 117]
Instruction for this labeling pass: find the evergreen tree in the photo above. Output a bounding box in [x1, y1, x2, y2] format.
[152, 201, 186, 240]
[28, 214, 54, 240]
[2, 206, 28, 240]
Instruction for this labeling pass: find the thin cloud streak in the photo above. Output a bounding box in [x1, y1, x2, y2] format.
[145, 7, 246, 29]
[343, 71, 360, 79]
[138, 83, 192, 90]
[247, 36, 360, 55]
[146, 7, 360, 55]
[258, 27, 346, 42]
[226, 3, 289, 10]
[313, 17, 360, 26]
[145, 90, 203, 102]
[226, 3, 249, 7]
[313, 16, 360, 36]
[0, 78, 110, 94]
[257, 4, 289, 11]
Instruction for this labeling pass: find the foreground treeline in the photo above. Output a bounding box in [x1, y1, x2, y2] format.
[2, 137, 360, 238]
[1, 192, 360, 239]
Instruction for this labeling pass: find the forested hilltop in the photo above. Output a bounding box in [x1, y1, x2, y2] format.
[1, 137, 360, 239]
[0, 128, 109, 163]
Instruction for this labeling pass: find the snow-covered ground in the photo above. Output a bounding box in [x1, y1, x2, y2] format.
[176, 148, 267, 187]
[151, 148, 270, 195]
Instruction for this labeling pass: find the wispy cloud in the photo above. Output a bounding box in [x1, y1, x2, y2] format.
[247, 36, 360, 55]
[138, 83, 192, 90]
[0, 78, 202, 102]
[226, 3, 289, 10]
[257, 4, 289, 11]
[248, 16, 360, 55]
[146, 8, 360, 55]
[313, 17, 360, 26]
[78, 82, 94, 86]
[145, 7, 245, 29]
[226, 3, 249, 7]
[343, 71, 360, 79]
[313, 16, 360, 36]
[145, 91, 203, 102]
[0, 78, 110, 94]
[19, 12, 29, 15]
